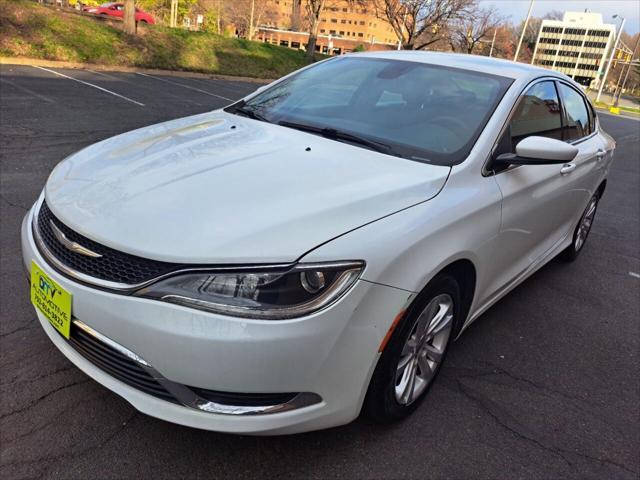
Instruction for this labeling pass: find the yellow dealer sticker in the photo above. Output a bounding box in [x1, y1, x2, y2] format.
[30, 261, 72, 339]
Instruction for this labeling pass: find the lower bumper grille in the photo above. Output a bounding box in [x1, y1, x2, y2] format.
[189, 388, 297, 407]
[56, 319, 321, 415]
[68, 322, 178, 403]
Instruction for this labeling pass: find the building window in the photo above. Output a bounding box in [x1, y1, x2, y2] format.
[341, 19, 346, 23]
[358, 32, 363, 37]
[577, 63, 599, 71]
[331, 18, 337, 23]
[359, 21, 365, 25]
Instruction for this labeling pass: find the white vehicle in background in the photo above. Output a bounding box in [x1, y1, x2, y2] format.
[21, 52, 615, 434]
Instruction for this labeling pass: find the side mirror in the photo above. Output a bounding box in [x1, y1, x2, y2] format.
[495, 136, 578, 167]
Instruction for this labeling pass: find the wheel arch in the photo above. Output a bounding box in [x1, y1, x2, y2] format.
[411, 258, 477, 338]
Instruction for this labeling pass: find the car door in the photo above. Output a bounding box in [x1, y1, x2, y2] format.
[113, 4, 124, 18]
[482, 79, 585, 297]
[555, 81, 605, 224]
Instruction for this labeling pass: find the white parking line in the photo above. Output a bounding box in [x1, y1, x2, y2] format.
[86, 69, 205, 106]
[31, 65, 145, 106]
[135, 72, 234, 102]
[629, 272, 640, 279]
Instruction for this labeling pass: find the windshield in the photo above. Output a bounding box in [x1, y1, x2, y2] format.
[229, 57, 512, 166]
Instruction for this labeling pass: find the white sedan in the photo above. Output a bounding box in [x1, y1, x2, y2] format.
[21, 52, 615, 434]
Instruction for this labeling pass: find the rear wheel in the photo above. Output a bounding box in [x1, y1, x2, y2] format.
[364, 274, 460, 422]
[560, 193, 599, 262]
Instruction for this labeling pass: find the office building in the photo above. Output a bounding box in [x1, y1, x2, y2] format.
[257, 0, 399, 54]
[531, 11, 616, 86]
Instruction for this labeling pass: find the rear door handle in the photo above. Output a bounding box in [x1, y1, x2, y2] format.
[560, 163, 576, 175]
[596, 149, 606, 160]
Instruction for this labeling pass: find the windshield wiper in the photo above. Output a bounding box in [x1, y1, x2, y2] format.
[226, 101, 269, 122]
[278, 121, 394, 155]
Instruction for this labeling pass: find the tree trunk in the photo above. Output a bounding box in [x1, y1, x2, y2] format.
[305, 17, 319, 59]
[123, 0, 136, 35]
[248, 0, 255, 40]
[305, 31, 317, 58]
[305, 0, 324, 60]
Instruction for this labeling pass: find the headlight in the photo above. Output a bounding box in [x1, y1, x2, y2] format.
[134, 261, 364, 319]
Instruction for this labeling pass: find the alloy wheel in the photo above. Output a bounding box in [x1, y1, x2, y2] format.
[394, 294, 454, 406]
[575, 196, 598, 252]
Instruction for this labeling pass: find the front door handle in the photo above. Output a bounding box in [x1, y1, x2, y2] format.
[596, 149, 606, 160]
[560, 163, 576, 175]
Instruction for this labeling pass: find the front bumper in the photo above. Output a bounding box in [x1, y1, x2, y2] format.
[21, 205, 411, 434]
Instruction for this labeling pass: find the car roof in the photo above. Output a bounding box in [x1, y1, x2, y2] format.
[353, 51, 570, 83]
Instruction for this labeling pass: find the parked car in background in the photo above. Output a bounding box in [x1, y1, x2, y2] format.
[83, 2, 155, 24]
[22, 52, 615, 435]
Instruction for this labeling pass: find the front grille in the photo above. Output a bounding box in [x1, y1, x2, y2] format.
[67, 323, 178, 403]
[37, 201, 183, 285]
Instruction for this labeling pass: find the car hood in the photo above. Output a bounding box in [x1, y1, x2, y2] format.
[45, 111, 450, 264]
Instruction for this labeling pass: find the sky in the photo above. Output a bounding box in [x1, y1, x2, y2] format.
[480, 0, 640, 34]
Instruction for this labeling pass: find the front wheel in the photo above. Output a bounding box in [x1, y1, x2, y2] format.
[363, 274, 460, 422]
[560, 193, 599, 262]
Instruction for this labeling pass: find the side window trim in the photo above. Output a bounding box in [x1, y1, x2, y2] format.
[553, 80, 569, 141]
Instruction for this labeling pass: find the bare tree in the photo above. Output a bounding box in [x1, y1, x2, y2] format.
[305, 0, 326, 59]
[124, 0, 136, 34]
[449, 6, 505, 54]
[372, 0, 473, 50]
[514, 10, 563, 62]
[225, 0, 271, 39]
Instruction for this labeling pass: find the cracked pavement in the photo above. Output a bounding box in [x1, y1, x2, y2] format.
[1, 64, 638, 479]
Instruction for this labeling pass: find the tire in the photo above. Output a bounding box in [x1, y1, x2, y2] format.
[363, 274, 461, 423]
[560, 192, 600, 262]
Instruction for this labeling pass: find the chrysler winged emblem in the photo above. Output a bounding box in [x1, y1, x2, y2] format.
[49, 220, 103, 258]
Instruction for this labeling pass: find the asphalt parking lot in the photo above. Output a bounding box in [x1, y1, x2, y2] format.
[1, 64, 638, 479]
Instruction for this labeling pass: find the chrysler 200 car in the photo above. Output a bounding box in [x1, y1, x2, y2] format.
[21, 52, 615, 434]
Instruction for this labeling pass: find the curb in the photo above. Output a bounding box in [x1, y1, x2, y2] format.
[0, 57, 273, 84]
[593, 104, 640, 120]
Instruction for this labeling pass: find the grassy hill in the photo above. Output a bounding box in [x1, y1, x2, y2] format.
[0, 0, 313, 78]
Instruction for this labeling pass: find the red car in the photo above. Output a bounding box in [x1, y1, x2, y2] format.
[83, 3, 155, 24]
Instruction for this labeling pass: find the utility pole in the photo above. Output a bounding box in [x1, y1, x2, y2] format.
[489, 28, 497, 57]
[514, 0, 535, 62]
[596, 15, 625, 103]
[613, 35, 640, 108]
